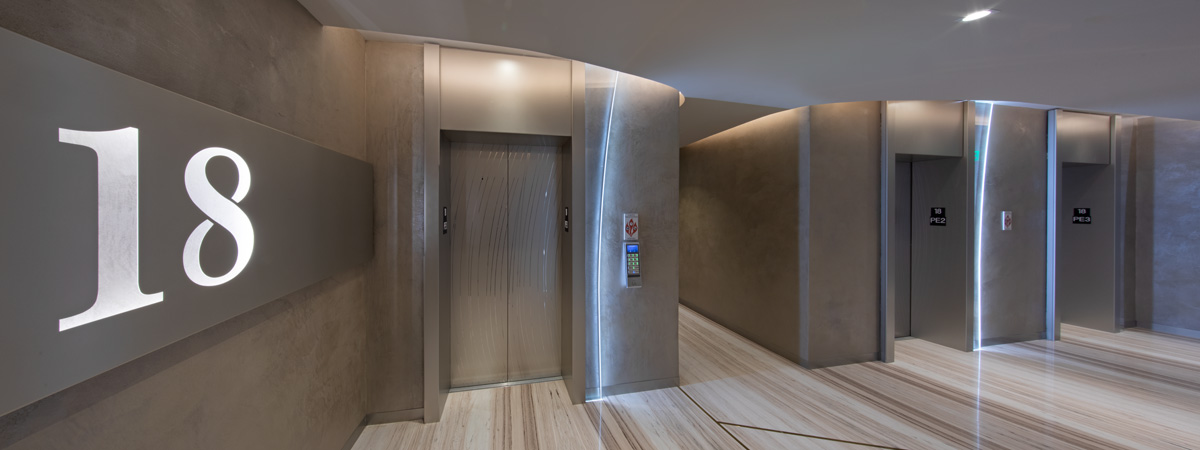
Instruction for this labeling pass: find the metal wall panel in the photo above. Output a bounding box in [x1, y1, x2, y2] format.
[978, 105, 1048, 345]
[584, 65, 680, 396]
[895, 161, 912, 337]
[888, 101, 965, 158]
[507, 144, 563, 380]
[440, 48, 572, 137]
[449, 142, 509, 387]
[1057, 112, 1111, 164]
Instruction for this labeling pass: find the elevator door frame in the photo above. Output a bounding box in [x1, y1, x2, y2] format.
[881, 101, 978, 361]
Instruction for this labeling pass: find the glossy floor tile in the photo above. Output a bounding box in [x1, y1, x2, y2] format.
[680, 305, 1200, 450]
[354, 305, 1200, 449]
[349, 380, 743, 450]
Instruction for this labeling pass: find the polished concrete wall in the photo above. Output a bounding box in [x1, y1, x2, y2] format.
[681, 102, 881, 368]
[978, 105, 1048, 345]
[680, 110, 803, 362]
[363, 41, 425, 417]
[803, 102, 882, 367]
[1134, 117, 1200, 338]
[585, 65, 680, 395]
[0, 0, 369, 449]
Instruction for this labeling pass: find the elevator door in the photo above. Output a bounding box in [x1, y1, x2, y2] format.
[449, 141, 562, 388]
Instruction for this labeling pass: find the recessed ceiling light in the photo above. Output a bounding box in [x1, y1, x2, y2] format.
[962, 10, 993, 22]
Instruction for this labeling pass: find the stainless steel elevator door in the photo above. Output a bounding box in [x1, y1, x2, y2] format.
[450, 141, 561, 388]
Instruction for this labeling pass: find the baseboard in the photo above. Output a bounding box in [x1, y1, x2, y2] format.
[799, 352, 879, 369]
[1147, 324, 1200, 340]
[366, 408, 424, 425]
[340, 416, 369, 450]
[340, 408, 425, 450]
[981, 333, 1044, 347]
[600, 377, 680, 397]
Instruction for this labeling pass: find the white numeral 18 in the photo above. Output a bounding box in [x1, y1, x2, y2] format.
[55, 127, 254, 331]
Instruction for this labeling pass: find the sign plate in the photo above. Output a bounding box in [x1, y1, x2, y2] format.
[929, 207, 947, 226]
[1071, 208, 1092, 224]
[0, 28, 373, 415]
[623, 213, 639, 241]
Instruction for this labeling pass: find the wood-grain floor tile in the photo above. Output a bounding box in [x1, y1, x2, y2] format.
[723, 424, 885, 449]
[350, 380, 743, 450]
[680, 305, 1200, 450]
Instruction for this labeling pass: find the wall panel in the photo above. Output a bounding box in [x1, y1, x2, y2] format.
[978, 105, 1047, 345]
[0, 0, 370, 448]
[680, 110, 803, 362]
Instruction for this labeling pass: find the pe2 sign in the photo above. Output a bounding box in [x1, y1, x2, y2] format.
[54, 127, 254, 332]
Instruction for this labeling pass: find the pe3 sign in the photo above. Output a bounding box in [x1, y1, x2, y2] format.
[55, 127, 254, 331]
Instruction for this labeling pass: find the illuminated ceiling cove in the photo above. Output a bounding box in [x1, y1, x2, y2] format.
[298, 0, 1200, 121]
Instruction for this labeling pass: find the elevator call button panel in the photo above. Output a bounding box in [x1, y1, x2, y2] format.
[625, 243, 642, 288]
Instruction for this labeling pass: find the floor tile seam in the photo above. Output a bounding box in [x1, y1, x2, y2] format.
[675, 385, 751, 450]
[715, 421, 904, 450]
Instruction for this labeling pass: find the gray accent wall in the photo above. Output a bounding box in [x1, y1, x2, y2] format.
[978, 105, 1048, 345]
[1134, 117, 1200, 337]
[0, 1, 371, 449]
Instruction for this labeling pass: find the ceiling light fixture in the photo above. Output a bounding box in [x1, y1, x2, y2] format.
[962, 10, 993, 22]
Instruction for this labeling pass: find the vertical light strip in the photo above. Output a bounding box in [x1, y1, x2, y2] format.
[589, 70, 619, 402]
[1046, 111, 1058, 339]
[973, 102, 994, 350]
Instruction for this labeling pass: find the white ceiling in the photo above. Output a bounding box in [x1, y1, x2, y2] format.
[299, 0, 1200, 122]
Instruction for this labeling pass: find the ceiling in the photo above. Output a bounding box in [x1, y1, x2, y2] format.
[299, 0, 1200, 127]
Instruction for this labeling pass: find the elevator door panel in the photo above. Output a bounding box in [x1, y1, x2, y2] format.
[450, 143, 509, 387]
[508, 145, 562, 380]
[450, 141, 562, 388]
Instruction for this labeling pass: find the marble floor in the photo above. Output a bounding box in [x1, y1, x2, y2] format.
[351, 305, 1200, 449]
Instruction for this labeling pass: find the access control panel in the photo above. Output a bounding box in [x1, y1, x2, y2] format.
[625, 243, 642, 288]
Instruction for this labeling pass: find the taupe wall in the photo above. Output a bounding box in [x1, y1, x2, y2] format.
[978, 105, 1048, 345]
[679, 102, 881, 369]
[803, 101, 882, 366]
[680, 110, 803, 362]
[0, 1, 370, 449]
[364, 41, 425, 417]
[1134, 117, 1200, 338]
